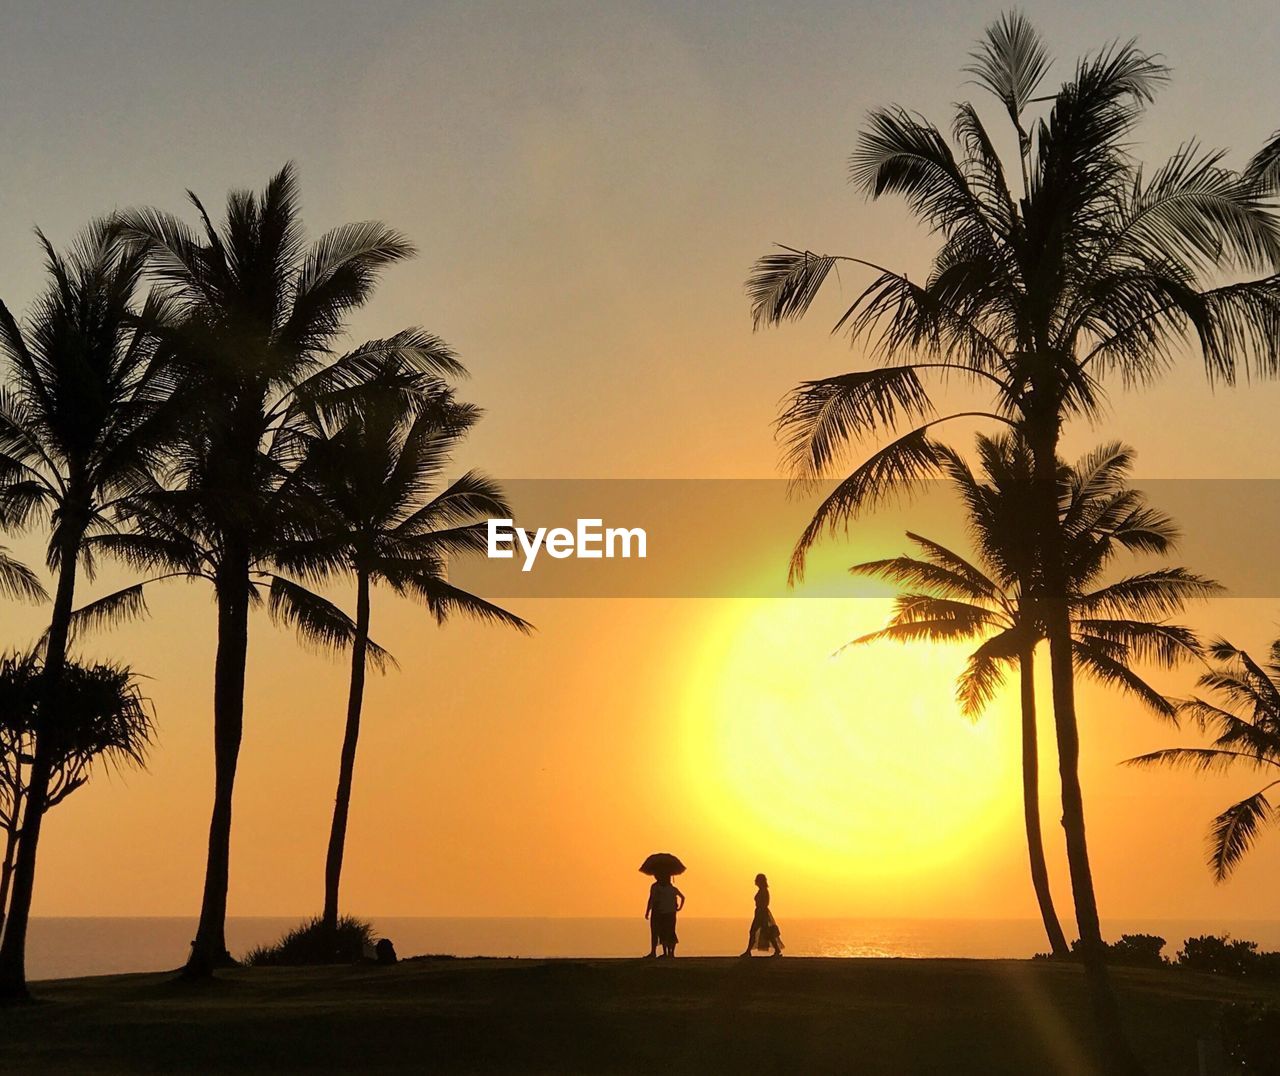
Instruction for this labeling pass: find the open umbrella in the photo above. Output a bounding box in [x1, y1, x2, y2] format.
[639, 852, 686, 877]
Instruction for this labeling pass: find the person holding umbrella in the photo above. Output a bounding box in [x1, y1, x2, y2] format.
[640, 853, 686, 958]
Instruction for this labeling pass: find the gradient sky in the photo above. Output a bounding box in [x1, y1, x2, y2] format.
[4, 1, 1280, 927]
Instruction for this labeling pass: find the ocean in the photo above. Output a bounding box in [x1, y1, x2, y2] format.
[27, 916, 1280, 981]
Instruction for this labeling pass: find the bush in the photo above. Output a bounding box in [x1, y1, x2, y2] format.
[1105, 934, 1167, 968]
[245, 916, 375, 967]
[1220, 1002, 1280, 1074]
[1033, 934, 1168, 966]
[1177, 934, 1261, 978]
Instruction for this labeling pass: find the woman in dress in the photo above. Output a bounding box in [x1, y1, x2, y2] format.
[741, 873, 782, 957]
[645, 873, 685, 958]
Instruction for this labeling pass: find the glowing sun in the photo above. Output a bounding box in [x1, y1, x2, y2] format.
[678, 598, 1021, 882]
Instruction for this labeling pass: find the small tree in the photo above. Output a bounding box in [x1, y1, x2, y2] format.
[0, 653, 153, 933]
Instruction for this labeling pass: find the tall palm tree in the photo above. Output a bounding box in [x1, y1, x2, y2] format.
[116, 163, 461, 976]
[274, 385, 530, 933]
[848, 436, 1214, 957]
[0, 220, 170, 999]
[747, 13, 1280, 1060]
[0, 653, 153, 935]
[1127, 639, 1280, 881]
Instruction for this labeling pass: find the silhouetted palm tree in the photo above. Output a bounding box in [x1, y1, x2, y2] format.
[0, 220, 170, 998]
[275, 386, 530, 933]
[116, 163, 460, 976]
[1127, 638, 1280, 881]
[747, 13, 1280, 1060]
[0, 653, 153, 935]
[849, 436, 1215, 957]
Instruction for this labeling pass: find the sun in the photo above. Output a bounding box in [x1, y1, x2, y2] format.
[677, 598, 1021, 884]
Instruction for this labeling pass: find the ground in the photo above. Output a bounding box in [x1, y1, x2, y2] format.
[1, 957, 1274, 1073]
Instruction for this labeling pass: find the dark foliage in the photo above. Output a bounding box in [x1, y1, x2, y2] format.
[1034, 933, 1168, 967]
[244, 916, 375, 967]
[1176, 934, 1278, 978]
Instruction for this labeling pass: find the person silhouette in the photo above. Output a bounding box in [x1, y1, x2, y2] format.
[645, 873, 685, 958]
[741, 873, 783, 957]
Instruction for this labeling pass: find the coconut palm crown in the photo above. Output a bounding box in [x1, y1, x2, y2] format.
[1128, 639, 1280, 881]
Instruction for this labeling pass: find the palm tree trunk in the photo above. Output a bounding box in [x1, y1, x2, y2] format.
[1029, 426, 1140, 1073]
[0, 821, 19, 939]
[1019, 645, 1069, 958]
[0, 536, 80, 1001]
[184, 547, 250, 978]
[322, 570, 370, 934]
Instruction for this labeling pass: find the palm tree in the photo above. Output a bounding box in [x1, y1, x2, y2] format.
[114, 163, 462, 977]
[747, 13, 1280, 1059]
[848, 436, 1215, 957]
[0, 219, 170, 999]
[1127, 638, 1280, 881]
[0, 653, 153, 935]
[274, 385, 530, 934]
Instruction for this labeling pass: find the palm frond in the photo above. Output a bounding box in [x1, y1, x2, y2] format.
[964, 11, 1052, 125]
[267, 577, 396, 671]
[956, 628, 1021, 717]
[62, 584, 150, 640]
[1207, 792, 1275, 882]
[380, 569, 531, 633]
[1124, 746, 1279, 775]
[1072, 636, 1176, 721]
[1073, 569, 1221, 618]
[789, 426, 951, 584]
[0, 548, 48, 603]
[747, 248, 841, 328]
[776, 367, 935, 480]
[1244, 129, 1280, 192]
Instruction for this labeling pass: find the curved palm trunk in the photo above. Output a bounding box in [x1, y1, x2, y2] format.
[0, 806, 22, 940]
[0, 535, 80, 1001]
[184, 547, 250, 978]
[322, 571, 370, 934]
[1019, 645, 1069, 958]
[1030, 427, 1140, 1073]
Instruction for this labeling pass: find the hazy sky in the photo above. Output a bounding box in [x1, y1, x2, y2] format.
[4, 1, 1280, 929]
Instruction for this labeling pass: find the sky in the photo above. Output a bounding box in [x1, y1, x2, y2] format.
[3, 0, 1280, 929]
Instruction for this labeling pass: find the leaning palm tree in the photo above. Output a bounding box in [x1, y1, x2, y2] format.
[274, 385, 530, 934]
[1127, 639, 1280, 881]
[747, 13, 1280, 1059]
[0, 653, 153, 935]
[0, 220, 170, 999]
[114, 163, 461, 977]
[848, 436, 1215, 957]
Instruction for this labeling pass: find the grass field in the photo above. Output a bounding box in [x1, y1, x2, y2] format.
[1, 956, 1274, 1073]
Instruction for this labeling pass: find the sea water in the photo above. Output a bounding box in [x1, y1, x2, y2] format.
[27, 916, 1280, 981]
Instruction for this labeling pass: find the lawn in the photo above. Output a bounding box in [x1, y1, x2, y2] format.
[1, 957, 1273, 1073]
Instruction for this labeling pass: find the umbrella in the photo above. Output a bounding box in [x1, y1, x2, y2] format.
[639, 852, 686, 877]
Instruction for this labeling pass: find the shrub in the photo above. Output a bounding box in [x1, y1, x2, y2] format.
[1177, 935, 1260, 978]
[1105, 934, 1167, 968]
[1033, 934, 1168, 966]
[245, 916, 375, 967]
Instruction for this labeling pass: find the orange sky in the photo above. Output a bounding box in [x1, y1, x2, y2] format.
[4, 1, 1280, 924]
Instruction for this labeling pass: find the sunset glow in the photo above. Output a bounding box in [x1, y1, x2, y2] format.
[680, 599, 1020, 881]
